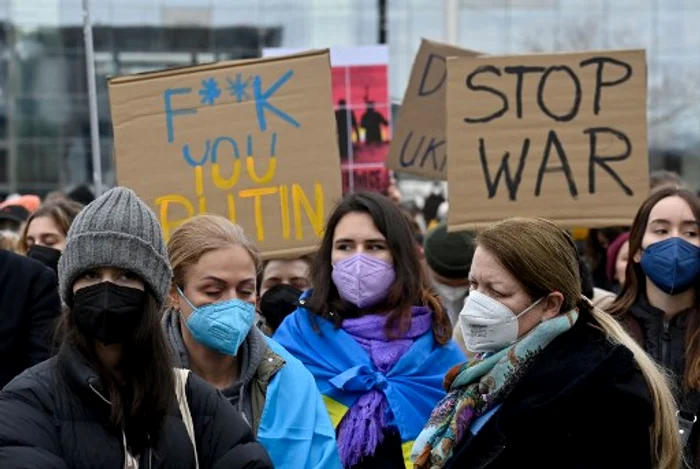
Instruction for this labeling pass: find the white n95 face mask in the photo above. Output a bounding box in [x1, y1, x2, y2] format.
[459, 290, 543, 353]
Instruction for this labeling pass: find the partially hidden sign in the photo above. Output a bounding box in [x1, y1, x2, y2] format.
[109, 50, 342, 258]
[387, 39, 481, 180]
[446, 49, 649, 231]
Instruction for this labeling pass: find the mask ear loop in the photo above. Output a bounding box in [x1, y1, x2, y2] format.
[176, 286, 197, 311]
[517, 296, 545, 319]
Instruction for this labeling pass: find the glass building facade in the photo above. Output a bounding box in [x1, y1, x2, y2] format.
[2, 0, 699, 197]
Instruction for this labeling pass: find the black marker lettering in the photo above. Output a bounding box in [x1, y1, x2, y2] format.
[537, 66, 582, 122]
[479, 137, 530, 201]
[420, 138, 446, 171]
[584, 127, 633, 195]
[580, 57, 632, 115]
[399, 131, 425, 168]
[504, 65, 546, 118]
[464, 65, 509, 124]
[418, 54, 447, 97]
[535, 130, 578, 198]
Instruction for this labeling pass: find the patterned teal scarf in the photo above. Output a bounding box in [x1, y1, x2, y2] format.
[412, 310, 579, 469]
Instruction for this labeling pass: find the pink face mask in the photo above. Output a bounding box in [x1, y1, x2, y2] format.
[331, 254, 396, 309]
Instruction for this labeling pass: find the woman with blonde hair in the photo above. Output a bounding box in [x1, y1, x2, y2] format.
[162, 215, 341, 469]
[413, 217, 681, 469]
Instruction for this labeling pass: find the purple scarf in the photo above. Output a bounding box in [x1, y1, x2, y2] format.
[336, 306, 433, 467]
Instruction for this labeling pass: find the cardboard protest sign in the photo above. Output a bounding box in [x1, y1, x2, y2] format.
[446, 49, 649, 231]
[109, 50, 341, 258]
[387, 39, 481, 180]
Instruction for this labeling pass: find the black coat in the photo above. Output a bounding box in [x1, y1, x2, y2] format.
[444, 312, 654, 469]
[0, 249, 61, 388]
[621, 295, 700, 466]
[0, 345, 273, 469]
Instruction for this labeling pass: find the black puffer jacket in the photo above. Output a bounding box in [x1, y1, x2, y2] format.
[620, 295, 700, 466]
[0, 345, 273, 468]
[444, 311, 654, 469]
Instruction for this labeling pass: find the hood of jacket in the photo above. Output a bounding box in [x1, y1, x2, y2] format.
[161, 307, 269, 424]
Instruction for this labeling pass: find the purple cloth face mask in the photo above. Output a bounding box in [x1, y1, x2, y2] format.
[331, 254, 396, 309]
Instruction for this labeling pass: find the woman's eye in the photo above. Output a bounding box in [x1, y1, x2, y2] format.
[336, 244, 350, 251]
[685, 231, 698, 237]
[369, 244, 385, 251]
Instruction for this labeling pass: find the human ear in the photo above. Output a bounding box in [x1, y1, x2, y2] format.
[168, 283, 181, 310]
[541, 291, 564, 321]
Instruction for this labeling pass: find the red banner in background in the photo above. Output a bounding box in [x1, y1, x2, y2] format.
[265, 46, 391, 195]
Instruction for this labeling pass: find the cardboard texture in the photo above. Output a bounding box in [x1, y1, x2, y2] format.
[109, 50, 342, 258]
[387, 39, 481, 180]
[446, 49, 649, 231]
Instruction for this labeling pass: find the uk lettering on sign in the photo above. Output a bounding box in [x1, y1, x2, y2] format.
[387, 39, 481, 180]
[446, 50, 649, 231]
[108, 50, 342, 258]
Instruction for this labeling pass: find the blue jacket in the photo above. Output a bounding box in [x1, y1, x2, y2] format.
[259, 337, 343, 469]
[162, 308, 342, 469]
[274, 307, 465, 467]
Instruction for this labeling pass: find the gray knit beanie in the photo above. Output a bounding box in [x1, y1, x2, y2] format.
[58, 187, 172, 307]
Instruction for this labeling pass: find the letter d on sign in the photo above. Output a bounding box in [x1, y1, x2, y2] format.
[418, 54, 447, 97]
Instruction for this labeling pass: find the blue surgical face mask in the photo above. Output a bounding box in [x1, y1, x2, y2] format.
[177, 287, 255, 356]
[640, 237, 700, 295]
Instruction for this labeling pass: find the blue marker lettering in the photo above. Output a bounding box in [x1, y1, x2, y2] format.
[164, 88, 195, 143]
[253, 70, 301, 132]
[270, 132, 277, 157]
[182, 140, 211, 167]
[212, 136, 240, 163]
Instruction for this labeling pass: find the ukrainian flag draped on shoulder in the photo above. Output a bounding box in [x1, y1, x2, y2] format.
[274, 307, 465, 467]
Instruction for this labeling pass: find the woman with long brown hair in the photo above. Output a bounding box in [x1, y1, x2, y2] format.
[0, 188, 272, 469]
[274, 192, 465, 469]
[413, 218, 680, 469]
[608, 186, 700, 466]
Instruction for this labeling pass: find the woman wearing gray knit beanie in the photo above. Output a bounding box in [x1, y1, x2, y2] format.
[0, 187, 273, 469]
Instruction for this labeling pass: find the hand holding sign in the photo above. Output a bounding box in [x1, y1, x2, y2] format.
[109, 51, 342, 258]
[446, 50, 649, 231]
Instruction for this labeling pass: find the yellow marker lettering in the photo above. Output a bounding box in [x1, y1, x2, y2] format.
[246, 156, 276, 184]
[239, 187, 278, 241]
[211, 160, 242, 190]
[226, 193, 236, 223]
[195, 166, 207, 213]
[279, 184, 291, 239]
[155, 194, 195, 242]
[292, 183, 324, 240]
